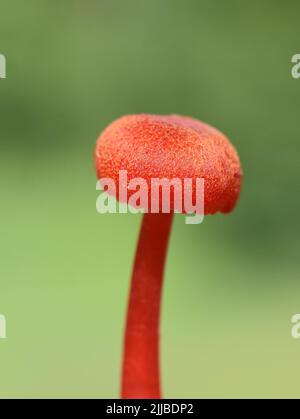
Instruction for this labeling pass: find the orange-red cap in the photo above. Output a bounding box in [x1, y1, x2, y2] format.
[95, 114, 242, 215]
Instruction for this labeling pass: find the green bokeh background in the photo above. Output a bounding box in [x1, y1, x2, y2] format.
[1, 0, 300, 398]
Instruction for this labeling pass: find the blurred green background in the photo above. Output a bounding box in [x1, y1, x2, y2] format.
[0, 0, 300, 398]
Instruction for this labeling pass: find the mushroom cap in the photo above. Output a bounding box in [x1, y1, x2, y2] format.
[95, 114, 242, 214]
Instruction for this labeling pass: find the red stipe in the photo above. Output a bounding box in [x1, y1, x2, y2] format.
[121, 212, 174, 399]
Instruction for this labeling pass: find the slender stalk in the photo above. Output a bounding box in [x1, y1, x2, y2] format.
[121, 212, 174, 399]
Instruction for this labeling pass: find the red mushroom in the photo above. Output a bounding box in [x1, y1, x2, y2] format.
[94, 114, 242, 399]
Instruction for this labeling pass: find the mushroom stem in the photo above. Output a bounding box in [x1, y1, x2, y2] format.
[121, 212, 174, 399]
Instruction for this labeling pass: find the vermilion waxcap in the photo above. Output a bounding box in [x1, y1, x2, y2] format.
[95, 114, 242, 214]
[94, 114, 243, 398]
